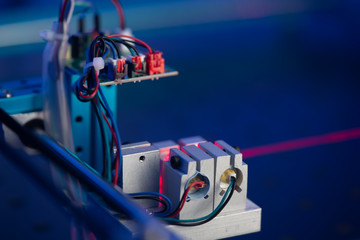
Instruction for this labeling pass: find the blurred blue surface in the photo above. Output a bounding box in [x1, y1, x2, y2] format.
[0, 1, 360, 239]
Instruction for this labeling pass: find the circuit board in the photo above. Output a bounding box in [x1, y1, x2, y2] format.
[99, 67, 179, 86]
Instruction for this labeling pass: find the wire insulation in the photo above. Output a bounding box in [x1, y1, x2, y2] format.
[166, 181, 205, 218]
[110, 0, 126, 30]
[162, 177, 236, 226]
[107, 34, 153, 53]
[129, 192, 173, 216]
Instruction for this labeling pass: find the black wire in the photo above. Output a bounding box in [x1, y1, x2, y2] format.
[132, 195, 169, 214]
[109, 38, 140, 56]
[102, 37, 122, 57]
[90, 36, 106, 59]
[166, 177, 236, 226]
[121, 39, 155, 53]
[75, 68, 99, 102]
[91, 98, 108, 179]
[164, 182, 191, 217]
[0, 107, 145, 220]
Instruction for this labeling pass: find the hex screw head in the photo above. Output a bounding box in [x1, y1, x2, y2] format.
[170, 155, 181, 169]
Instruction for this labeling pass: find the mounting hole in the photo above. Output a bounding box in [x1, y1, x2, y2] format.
[75, 116, 83, 122]
[76, 146, 83, 153]
[139, 156, 145, 163]
[23, 119, 45, 148]
[24, 119, 45, 131]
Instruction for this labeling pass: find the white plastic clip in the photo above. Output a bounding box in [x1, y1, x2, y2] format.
[229, 173, 236, 181]
[40, 29, 67, 42]
[84, 57, 105, 76]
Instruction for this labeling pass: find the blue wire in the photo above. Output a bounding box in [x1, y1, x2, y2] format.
[102, 47, 109, 58]
[93, 97, 112, 182]
[129, 192, 173, 216]
[161, 179, 235, 222]
[104, 40, 118, 58]
[98, 87, 123, 185]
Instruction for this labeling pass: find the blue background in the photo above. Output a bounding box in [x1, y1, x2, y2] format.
[0, 0, 360, 239]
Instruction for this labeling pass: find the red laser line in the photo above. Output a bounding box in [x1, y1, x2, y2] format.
[242, 127, 360, 159]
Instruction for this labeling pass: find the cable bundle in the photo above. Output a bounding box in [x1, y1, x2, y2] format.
[73, 33, 156, 185]
[162, 177, 236, 226]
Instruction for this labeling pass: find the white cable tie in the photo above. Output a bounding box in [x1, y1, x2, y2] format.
[84, 57, 105, 76]
[40, 29, 68, 42]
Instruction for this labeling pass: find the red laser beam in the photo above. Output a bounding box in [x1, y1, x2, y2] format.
[242, 127, 360, 159]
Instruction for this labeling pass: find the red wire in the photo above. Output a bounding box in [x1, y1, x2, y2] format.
[101, 111, 120, 185]
[167, 181, 205, 218]
[79, 40, 102, 99]
[79, 71, 99, 99]
[110, 0, 126, 30]
[107, 34, 153, 53]
[59, 0, 69, 22]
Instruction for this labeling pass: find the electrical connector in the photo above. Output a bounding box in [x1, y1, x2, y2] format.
[145, 51, 165, 75]
[101, 58, 128, 80]
[127, 55, 147, 78]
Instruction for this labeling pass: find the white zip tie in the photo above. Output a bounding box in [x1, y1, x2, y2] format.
[40, 29, 68, 41]
[84, 57, 105, 76]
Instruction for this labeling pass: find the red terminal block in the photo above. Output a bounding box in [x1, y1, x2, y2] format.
[116, 58, 126, 73]
[127, 55, 147, 78]
[132, 56, 143, 70]
[102, 57, 128, 80]
[145, 51, 165, 75]
[113, 57, 128, 79]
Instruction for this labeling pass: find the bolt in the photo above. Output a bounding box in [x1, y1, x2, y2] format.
[233, 146, 241, 152]
[1, 90, 12, 98]
[170, 155, 181, 169]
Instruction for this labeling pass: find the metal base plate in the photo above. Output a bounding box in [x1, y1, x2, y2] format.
[166, 199, 261, 240]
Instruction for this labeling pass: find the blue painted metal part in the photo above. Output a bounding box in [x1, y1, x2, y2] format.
[69, 71, 92, 164]
[67, 68, 117, 172]
[0, 71, 118, 175]
[0, 77, 42, 114]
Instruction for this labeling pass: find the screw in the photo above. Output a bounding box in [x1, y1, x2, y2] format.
[1, 90, 12, 98]
[170, 155, 181, 169]
[233, 146, 241, 152]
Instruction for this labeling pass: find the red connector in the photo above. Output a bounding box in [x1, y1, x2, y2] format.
[116, 58, 126, 73]
[146, 51, 165, 75]
[131, 56, 143, 70]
